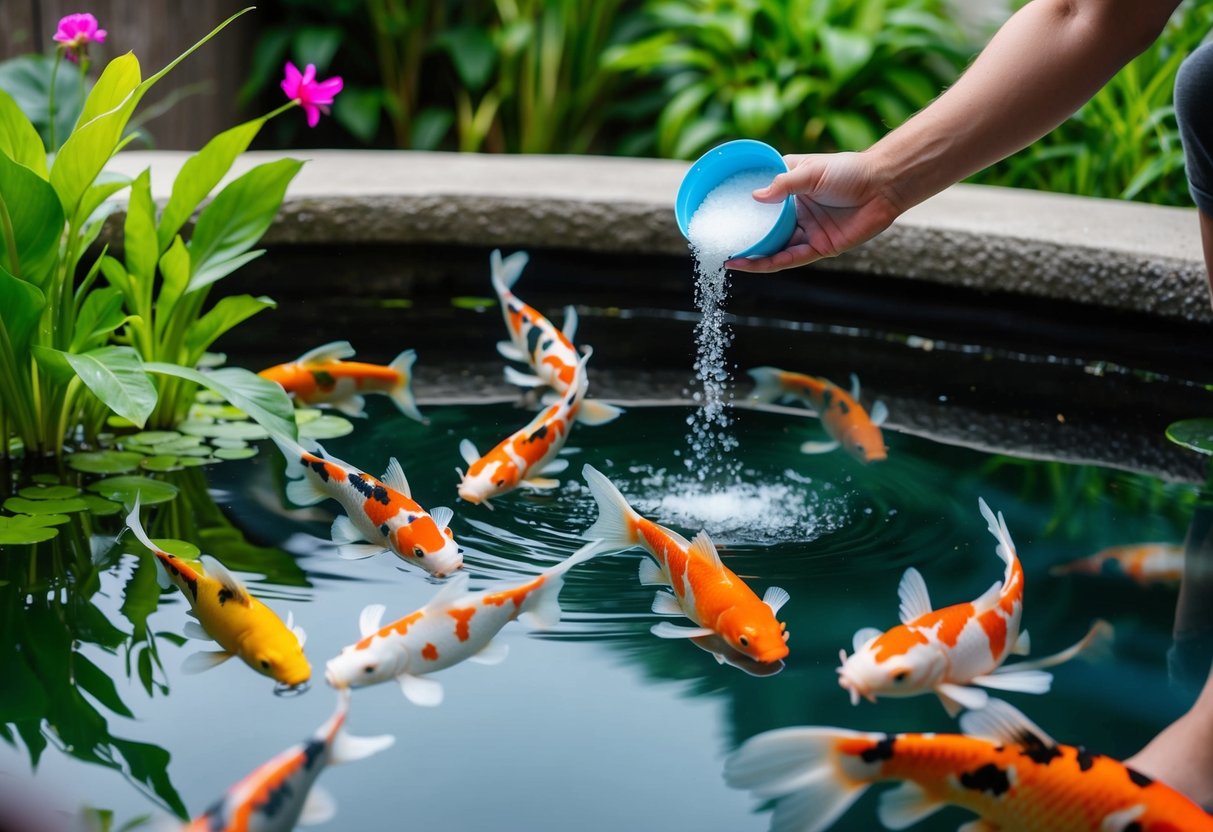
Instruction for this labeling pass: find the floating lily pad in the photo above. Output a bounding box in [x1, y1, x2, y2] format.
[141, 455, 183, 473]
[177, 457, 215, 468]
[210, 438, 248, 450]
[155, 435, 205, 453]
[378, 298, 413, 309]
[214, 447, 258, 461]
[123, 443, 160, 456]
[1167, 418, 1213, 456]
[451, 296, 495, 311]
[174, 446, 214, 457]
[67, 450, 146, 475]
[4, 496, 90, 515]
[129, 431, 182, 446]
[299, 415, 354, 439]
[0, 514, 69, 544]
[180, 420, 268, 441]
[154, 538, 200, 559]
[87, 476, 179, 506]
[31, 473, 61, 485]
[18, 485, 81, 500]
[190, 403, 247, 421]
[80, 494, 122, 516]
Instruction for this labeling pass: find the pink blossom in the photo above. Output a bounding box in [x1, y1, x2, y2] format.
[53, 13, 107, 54]
[280, 62, 343, 128]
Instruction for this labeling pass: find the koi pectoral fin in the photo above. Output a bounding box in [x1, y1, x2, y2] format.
[468, 638, 510, 666]
[182, 650, 233, 675]
[504, 366, 544, 388]
[800, 440, 841, 455]
[182, 621, 212, 641]
[520, 477, 560, 491]
[496, 340, 529, 363]
[957, 821, 998, 832]
[651, 622, 715, 639]
[398, 673, 444, 707]
[339, 544, 389, 561]
[638, 558, 669, 587]
[935, 683, 989, 717]
[332, 395, 368, 419]
[876, 781, 944, 830]
[299, 784, 337, 826]
[971, 669, 1052, 694]
[651, 591, 685, 617]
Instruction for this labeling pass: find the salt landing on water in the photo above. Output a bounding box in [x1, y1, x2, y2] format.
[684, 168, 784, 483]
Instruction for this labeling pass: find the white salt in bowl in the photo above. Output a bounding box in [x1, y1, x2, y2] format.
[675, 140, 797, 259]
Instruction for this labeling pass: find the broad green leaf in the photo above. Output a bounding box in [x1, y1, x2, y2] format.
[144, 363, 297, 441]
[411, 107, 453, 151]
[31, 344, 76, 385]
[154, 236, 190, 338]
[72, 286, 127, 352]
[0, 88, 48, 177]
[733, 82, 783, 135]
[3, 496, 89, 514]
[820, 27, 874, 83]
[76, 174, 132, 231]
[100, 255, 134, 310]
[824, 111, 878, 151]
[0, 151, 65, 286]
[88, 475, 178, 506]
[75, 52, 142, 130]
[63, 346, 158, 428]
[436, 26, 498, 91]
[186, 249, 266, 295]
[124, 170, 158, 287]
[17, 485, 81, 500]
[188, 159, 303, 292]
[0, 264, 47, 356]
[0, 513, 68, 544]
[184, 294, 276, 358]
[157, 117, 267, 252]
[1167, 418, 1213, 456]
[0, 55, 87, 153]
[291, 26, 344, 72]
[333, 87, 383, 144]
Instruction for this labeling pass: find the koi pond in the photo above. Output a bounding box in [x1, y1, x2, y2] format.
[2, 245, 1212, 831]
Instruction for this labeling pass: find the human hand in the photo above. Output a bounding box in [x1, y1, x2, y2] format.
[725, 151, 903, 273]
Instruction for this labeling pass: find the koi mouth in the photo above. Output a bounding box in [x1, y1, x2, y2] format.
[836, 649, 876, 706]
[324, 666, 345, 689]
[274, 680, 310, 697]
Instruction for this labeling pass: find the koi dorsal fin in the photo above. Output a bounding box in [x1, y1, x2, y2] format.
[852, 627, 882, 653]
[459, 439, 481, 466]
[383, 457, 411, 497]
[687, 530, 724, 570]
[897, 568, 932, 623]
[296, 340, 356, 366]
[424, 572, 470, 612]
[849, 373, 861, 399]
[429, 506, 453, 531]
[562, 305, 579, 340]
[763, 586, 790, 615]
[200, 556, 251, 606]
[359, 604, 386, 638]
[959, 698, 1057, 750]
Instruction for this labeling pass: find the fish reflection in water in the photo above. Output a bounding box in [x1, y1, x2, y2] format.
[690, 633, 785, 677]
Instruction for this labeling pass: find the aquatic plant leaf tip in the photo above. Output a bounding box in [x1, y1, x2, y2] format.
[54, 12, 107, 61]
[281, 62, 344, 128]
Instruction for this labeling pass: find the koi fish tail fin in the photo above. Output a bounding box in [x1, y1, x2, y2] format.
[490, 249, 530, 294]
[746, 367, 786, 404]
[724, 727, 871, 832]
[977, 497, 1018, 583]
[581, 463, 640, 552]
[576, 398, 625, 427]
[123, 494, 157, 553]
[388, 349, 426, 424]
[521, 540, 607, 629]
[319, 689, 395, 765]
[995, 619, 1115, 674]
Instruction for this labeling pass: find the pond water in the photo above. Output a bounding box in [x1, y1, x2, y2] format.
[1, 247, 1211, 830]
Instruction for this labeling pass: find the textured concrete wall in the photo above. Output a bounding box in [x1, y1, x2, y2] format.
[104, 149, 1211, 321]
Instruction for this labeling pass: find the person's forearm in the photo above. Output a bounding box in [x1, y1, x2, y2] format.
[870, 0, 1181, 212]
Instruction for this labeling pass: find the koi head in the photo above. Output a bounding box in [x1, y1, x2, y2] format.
[840, 420, 887, 464]
[325, 638, 408, 690]
[457, 459, 516, 506]
[715, 605, 790, 664]
[398, 520, 464, 578]
[248, 641, 312, 688]
[836, 632, 946, 704]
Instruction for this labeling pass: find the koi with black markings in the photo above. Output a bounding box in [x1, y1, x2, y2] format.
[259, 341, 424, 422]
[748, 366, 887, 463]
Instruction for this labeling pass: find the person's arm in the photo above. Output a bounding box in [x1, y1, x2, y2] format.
[728, 0, 1182, 273]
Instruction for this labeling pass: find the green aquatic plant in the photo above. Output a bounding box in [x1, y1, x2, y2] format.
[0, 9, 309, 459]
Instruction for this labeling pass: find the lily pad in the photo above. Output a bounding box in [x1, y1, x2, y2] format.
[154, 538, 201, 559]
[31, 473, 61, 485]
[129, 431, 182, 446]
[214, 447, 258, 461]
[0, 514, 69, 545]
[67, 450, 146, 475]
[177, 457, 215, 468]
[189, 403, 247, 421]
[298, 415, 354, 440]
[210, 438, 248, 450]
[1167, 418, 1213, 456]
[295, 408, 322, 425]
[4, 496, 90, 515]
[123, 443, 160, 456]
[180, 420, 268, 441]
[378, 298, 413, 309]
[141, 455, 183, 473]
[155, 435, 206, 453]
[174, 446, 214, 457]
[80, 494, 122, 516]
[87, 476, 179, 506]
[451, 296, 495, 311]
[18, 485, 81, 500]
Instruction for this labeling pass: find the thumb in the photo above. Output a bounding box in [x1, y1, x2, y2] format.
[751, 170, 792, 204]
[753, 155, 828, 203]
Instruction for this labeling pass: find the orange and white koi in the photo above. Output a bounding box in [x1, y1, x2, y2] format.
[457, 349, 591, 507]
[324, 541, 602, 706]
[726, 698, 1213, 832]
[837, 498, 1110, 716]
[273, 436, 463, 578]
[186, 689, 393, 832]
[124, 496, 310, 689]
[1050, 543, 1184, 587]
[580, 464, 790, 664]
[748, 366, 887, 463]
[491, 249, 623, 426]
[258, 341, 424, 422]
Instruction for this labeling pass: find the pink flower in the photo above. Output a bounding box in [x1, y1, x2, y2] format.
[280, 62, 343, 128]
[53, 13, 107, 54]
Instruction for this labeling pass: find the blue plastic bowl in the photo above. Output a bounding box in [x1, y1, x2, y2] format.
[675, 139, 796, 259]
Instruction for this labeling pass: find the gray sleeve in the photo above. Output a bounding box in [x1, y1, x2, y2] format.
[1176, 40, 1213, 215]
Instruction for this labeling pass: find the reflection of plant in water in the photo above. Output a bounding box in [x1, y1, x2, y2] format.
[980, 456, 1196, 538]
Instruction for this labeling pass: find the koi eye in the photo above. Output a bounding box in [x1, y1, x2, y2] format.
[892, 670, 909, 683]
[260, 660, 270, 670]
[413, 546, 425, 558]
[364, 665, 376, 674]
[496, 479, 505, 487]
[739, 636, 750, 648]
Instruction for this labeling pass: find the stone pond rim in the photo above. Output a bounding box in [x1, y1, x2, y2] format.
[100, 149, 1209, 324]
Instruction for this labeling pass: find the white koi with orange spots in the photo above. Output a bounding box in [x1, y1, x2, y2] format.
[580, 464, 791, 665]
[837, 498, 1110, 716]
[273, 436, 463, 578]
[457, 349, 591, 507]
[186, 690, 393, 832]
[491, 249, 623, 426]
[324, 541, 603, 706]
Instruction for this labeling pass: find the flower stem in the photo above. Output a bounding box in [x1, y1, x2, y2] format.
[47, 49, 63, 152]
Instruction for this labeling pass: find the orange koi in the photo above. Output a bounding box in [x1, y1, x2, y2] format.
[124, 497, 310, 689]
[186, 690, 393, 832]
[838, 498, 1110, 716]
[748, 366, 887, 463]
[258, 341, 424, 422]
[273, 436, 463, 578]
[580, 464, 790, 664]
[1050, 543, 1184, 587]
[491, 249, 623, 426]
[324, 541, 603, 706]
[725, 698, 1213, 832]
[457, 349, 591, 507]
